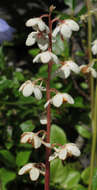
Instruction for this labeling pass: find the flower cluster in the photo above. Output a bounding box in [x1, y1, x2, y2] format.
[18, 12, 86, 182]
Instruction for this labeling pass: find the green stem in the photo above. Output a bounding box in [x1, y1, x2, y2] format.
[86, 0, 97, 190]
[88, 81, 97, 190]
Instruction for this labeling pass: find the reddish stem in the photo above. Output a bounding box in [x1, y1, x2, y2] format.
[44, 11, 52, 190]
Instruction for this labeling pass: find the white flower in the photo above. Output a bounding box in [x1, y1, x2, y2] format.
[19, 80, 45, 99]
[53, 19, 79, 39]
[39, 113, 47, 125]
[18, 163, 45, 181]
[80, 63, 97, 78]
[26, 31, 49, 51]
[25, 17, 49, 32]
[44, 93, 74, 108]
[20, 131, 50, 149]
[49, 143, 81, 161]
[91, 40, 97, 55]
[20, 132, 42, 149]
[33, 51, 59, 64]
[52, 60, 80, 79]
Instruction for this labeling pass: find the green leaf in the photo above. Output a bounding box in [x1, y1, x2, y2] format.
[16, 150, 31, 167]
[62, 170, 81, 188]
[50, 124, 67, 145]
[75, 125, 91, 139]
[0, 168, 16, 190]
[92, 168, 97, 190]
[20, 120, 35, 132]
[80, 82, 88, 89]
[14, 72, 24, 81]
[81, 167, 90, 185]
[73, 97, 89, 108]
[29, 48, 40, 57]
[64, 0, 76, 10]
[50, 159, 80, 188]
[0, 149, 16, 168]
[72, 184, 87, 190]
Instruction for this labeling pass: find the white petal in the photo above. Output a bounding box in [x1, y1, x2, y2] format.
[18, 163, 33, 175]
[61, 24, 72, 39]
[20, 132, 34, 143]
[90, 68, 97, 78]
[25, 18, 40, 27]
[92, 39, 97, 45]
[40, 51, 51, 63]
[22, 83, 34, 97]
[33, 87, 42, 100]
[37, 36, 49, 51]
[40, 114, 47, 125]
[66, 143, 81, 157]
[58, 148, 67, 160]
[49, 152, 58, 161]
[62, 93, 74, 104]
[29, 167, 40, 181]
[91, 44, 97, 55]
[33, 53, 41, 63]
[67, 61, 80, 73]
[59, 65, 71, 79]
[44, 99, 52, 108]
[52, 26, 60, 38]
[52, 94, 63, 107]
[50, 52, 59, 64]
[38, 20, 47, 31]
[65, 19, 79, 31]
[26, 32, 37, 46]
[34, 136, 42, 149]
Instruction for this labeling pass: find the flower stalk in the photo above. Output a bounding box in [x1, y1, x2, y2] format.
[45, 6, 53, 190]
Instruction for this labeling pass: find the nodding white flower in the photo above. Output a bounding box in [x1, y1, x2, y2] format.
[20, 131, 50, 149]
[53, 19, 79, 39]
[39, 113, 47, 125]
[18, 163, 45, 181]
[25, 17, 49, 33]
[20, 132, 42, 149]
[80, 63, 97, 78]
[91, 40, 97, 55]
[49, 143, 81, 161]
[52, 60, 80, 79]
[26, 31, 49, 51]
[44, 93, 74, 108]
[19, 80, 45, 99]
[33, 51, 59, 64]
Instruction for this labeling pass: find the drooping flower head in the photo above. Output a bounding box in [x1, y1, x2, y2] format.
[33, 51, 59, 64]
[80, 63, 97, 78]
[53, 19, 79, 39]
[19, 80, 45, 99]
[25, 17, 49, 33]
[20, 132, 42, 149]
[0, 18, 15, 44]
[18, 163, 45, 181]
[44, 93, 74, 108]
[52, 60, 80, 79]
[26, 31, 49, 51]
[49, 143, 81, 161]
